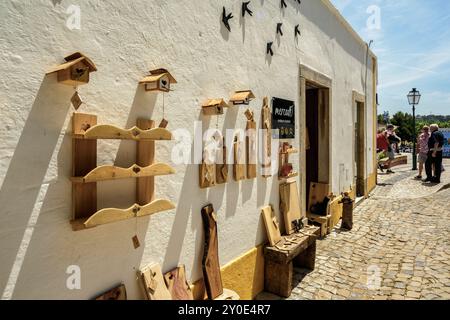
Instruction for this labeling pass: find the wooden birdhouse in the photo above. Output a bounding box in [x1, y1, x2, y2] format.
[202, 99, 230, 116]
[140, 68, 177, 92]
[46, 52, 97, 86]
[230, 90, 255, 105]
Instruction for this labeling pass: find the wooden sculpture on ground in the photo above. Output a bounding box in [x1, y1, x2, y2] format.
[164, 265, 194, 300]
[201, 204, 224, 300]
[139, 263, 172, 300]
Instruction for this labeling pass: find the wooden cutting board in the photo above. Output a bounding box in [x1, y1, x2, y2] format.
[199, 146, 216, 189]
[261, 97, 272, 177]
[261, 206, 282, 246]
[216, 140, 228, 185]
[164, 265, 194, 300]
[280, 181, 302, 235]
[246, 119, 257, 179]
[95, 284, 127, 300]
[139, 263, 172, 300]
[233, 136, 246, 181]
[201, 204, 224, 299]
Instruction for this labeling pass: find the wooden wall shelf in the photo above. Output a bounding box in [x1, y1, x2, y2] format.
[74, 124, 172, 141]
[72, 113, 175, 232]
[71, 163, 175, 183]
[71, 199, 176, 231]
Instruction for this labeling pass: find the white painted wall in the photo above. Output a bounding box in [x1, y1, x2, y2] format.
[0, 0, 376, 299]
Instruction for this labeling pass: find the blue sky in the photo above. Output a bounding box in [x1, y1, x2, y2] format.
[331, 0, 450, 116]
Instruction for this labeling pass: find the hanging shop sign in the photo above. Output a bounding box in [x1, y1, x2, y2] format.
[272, 97, 295, 139]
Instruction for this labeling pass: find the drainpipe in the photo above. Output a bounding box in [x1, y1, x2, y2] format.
[364, 40, 373, 195]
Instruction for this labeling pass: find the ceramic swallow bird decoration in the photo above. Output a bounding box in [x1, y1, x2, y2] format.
[281, 0, 287, 9]
[277, 23, 283, 36]
[267, 42, 274, 56]
[222, 7, 234, 32]
[295, 24, 301, 37]
[242, 1, 253, 17]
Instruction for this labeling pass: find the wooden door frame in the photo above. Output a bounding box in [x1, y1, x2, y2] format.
[299, 64, 332, 216]
[352, 91, 367, 197]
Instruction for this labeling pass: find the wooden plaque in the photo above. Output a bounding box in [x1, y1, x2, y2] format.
[201, 204, 223, 300]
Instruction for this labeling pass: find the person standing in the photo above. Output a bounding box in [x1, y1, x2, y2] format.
[424, 124, 445, 184]
[386, 124, 401, 174]
[377, 128, 390, 173]
[415, 126, 430, 180]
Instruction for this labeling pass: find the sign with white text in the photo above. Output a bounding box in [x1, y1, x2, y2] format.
[272, 97, 295, 139]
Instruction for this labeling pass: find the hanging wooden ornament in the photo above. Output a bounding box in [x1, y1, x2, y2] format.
[71, 90, 84, 110]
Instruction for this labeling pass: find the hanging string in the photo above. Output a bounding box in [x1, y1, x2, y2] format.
[162, 92, 165, 119]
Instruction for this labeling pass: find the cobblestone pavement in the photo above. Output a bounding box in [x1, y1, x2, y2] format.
[260, 158, 450, 300]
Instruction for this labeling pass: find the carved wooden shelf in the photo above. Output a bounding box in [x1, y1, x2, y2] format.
[73, 124, 172, 141]
[71, 163, 175, 183]
[71, 113, 175, 232]
[71, 199, 176, 231]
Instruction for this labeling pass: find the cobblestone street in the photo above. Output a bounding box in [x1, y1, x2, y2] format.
[261, 158, 450, 300]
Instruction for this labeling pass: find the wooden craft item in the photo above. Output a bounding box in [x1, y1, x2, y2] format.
[95, 284, 127, 300]
[137, 119, 155, 206]
[159, 119, 169, 129]
[233, 135, 246, 181]
[132, 235, 141, 249]
[279, 181, 302, 235]
[71, 199, 176, 231]
[200, 144, 216, 189]
[216, 137, 228, 185]
[246, 110, 257, 179]
[261, 206, 282, 246]
[164, 265, 194, 300]
[71, 91, 83, 110]
[139, 263, 172, 300]
[72, 113, 97, 221]
[201, 204, 224, 300]
[73, 124, 172, 141]
[72, 163, 175, 183]
[261, 97, 272, 177]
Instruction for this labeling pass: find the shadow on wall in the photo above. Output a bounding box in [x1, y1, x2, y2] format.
[0, 78, 155, 299]
[0, 75, 72, 297]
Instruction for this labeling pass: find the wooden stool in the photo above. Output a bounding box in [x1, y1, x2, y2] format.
[264, 226, 319, 298]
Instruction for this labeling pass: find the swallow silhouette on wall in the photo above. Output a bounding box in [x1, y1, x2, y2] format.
[281, 0, 287, 9]
[295, 25, 301, 37]
[222, 7, 234, 32]
[277, 23, 283, 36]
[296, 0, 302, 5]
[242, 1, 253, 17]
[267, 42, 274, 56]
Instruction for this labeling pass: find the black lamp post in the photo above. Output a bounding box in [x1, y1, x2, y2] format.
[407, 88, 421, 171]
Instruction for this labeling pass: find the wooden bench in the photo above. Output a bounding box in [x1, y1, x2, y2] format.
[264, 226, 319, 298]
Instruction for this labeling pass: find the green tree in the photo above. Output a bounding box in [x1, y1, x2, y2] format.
[391, 112, 414, 143]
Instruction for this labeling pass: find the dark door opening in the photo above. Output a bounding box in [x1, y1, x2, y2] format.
[305, 88, 319, 210]
[355, 101, 365, 197]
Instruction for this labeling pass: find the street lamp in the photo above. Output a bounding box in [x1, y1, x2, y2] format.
[407, 88, 421, 171]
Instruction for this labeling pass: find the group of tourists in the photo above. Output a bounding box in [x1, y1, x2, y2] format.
[416, 124, 445, 184]
[377, 124, 445, 184]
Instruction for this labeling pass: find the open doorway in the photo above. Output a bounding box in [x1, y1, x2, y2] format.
[305, 83, 330, 210]
[353, 92, 366, 198]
